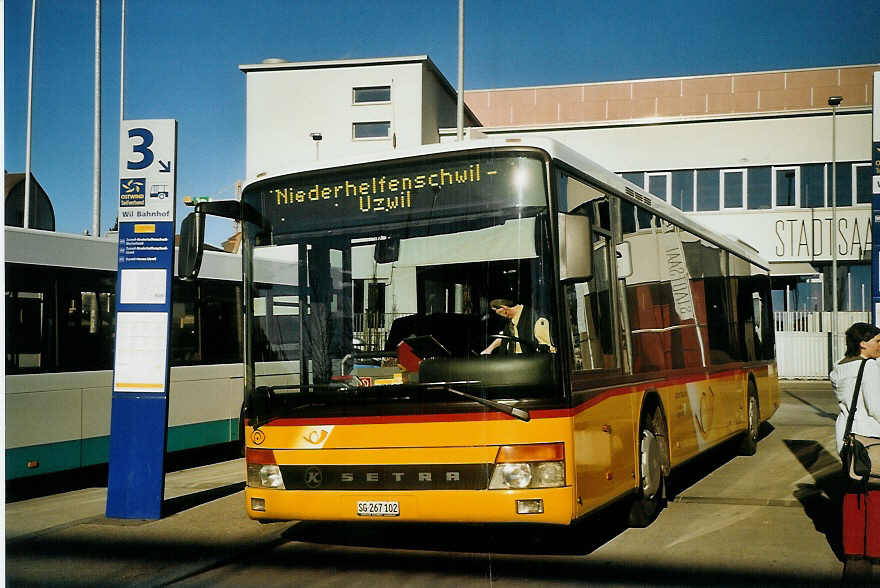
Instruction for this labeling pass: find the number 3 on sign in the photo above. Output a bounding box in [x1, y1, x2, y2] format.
[127, 128, 155, 170]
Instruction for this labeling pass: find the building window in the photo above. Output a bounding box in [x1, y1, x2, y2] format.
[854, 163, 872, 204]
[671, 170, 694, 211]
[352, 121, 391, 140]
[832, 162, 852, 207]
[773, 166, 799, 207]
[747, 166, 772, 209]
[801, 163, 825, 208]
[721, 169, 745, 208]
[696, 169, 720, 211]
[353, 86, 391, 104]
[621, 172, 644, 188]
[646, 172, 670, 202]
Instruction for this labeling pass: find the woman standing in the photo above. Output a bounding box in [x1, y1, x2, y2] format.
[830, 322, 880, 468]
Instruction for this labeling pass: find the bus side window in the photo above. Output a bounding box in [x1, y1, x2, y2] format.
[565, 232, 616, 371]
[621, 202, 707, 373]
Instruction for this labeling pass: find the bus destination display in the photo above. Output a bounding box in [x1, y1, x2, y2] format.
[254, 153, 545, 232]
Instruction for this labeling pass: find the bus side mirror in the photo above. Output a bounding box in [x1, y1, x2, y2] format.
[558, 213, 593, 282]
[178, 211, 205, 280]
[374, 237, 400, 263]
[616, 241, 633, 279]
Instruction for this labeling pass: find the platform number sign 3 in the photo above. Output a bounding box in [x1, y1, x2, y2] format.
[127, 128, 155, 170]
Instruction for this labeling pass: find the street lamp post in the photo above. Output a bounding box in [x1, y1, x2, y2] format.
[829, 95, 843, 362]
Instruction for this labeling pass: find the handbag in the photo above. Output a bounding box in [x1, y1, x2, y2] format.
[840, 358, 880, 486]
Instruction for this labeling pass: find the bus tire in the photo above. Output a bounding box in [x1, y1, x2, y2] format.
[738, 384, 760, 456]
[627, 406, 668, 528]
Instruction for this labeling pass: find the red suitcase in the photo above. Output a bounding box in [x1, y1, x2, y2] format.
[843, 489, 880, 559]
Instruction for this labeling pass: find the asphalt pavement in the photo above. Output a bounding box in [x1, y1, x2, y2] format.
[4, 380, 877, 586]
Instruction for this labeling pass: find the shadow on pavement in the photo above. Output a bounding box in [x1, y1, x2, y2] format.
[784, 439, 847, 561]
[162, 481, 246, 517]
[258, 519, 838, 587]
[282, 501, 631, 557]
[784, 390, 837, 420]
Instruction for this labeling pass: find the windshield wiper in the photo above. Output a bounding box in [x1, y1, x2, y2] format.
[249, 383, 348, 430]
[422, 381, 531, 422]
[248, 381, 531, 428]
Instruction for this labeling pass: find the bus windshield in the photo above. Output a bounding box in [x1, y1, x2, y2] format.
[242, 150, 562, 412]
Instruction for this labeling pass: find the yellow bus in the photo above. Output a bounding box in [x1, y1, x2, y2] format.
[180, 136, 778, 528]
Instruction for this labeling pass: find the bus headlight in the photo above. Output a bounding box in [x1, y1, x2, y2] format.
[491, 463, 532, 489]
[532, 461, 565, 487]
[247, 464, 284, 489]
[489, 461, 565, 489]
[488, 443, 565, 490]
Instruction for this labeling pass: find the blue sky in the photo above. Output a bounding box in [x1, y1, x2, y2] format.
[5, 0, 880, 245]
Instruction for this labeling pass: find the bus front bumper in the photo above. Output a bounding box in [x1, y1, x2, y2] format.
[245, 486, 575, 525]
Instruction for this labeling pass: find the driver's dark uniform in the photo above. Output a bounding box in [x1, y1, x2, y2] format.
[500, 305, 536, 355]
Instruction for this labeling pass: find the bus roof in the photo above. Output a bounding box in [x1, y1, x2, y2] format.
[243, 136, 769, 270]
[4, 226, 243, 281]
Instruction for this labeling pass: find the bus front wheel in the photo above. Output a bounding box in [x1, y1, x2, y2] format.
[627, 407, 669, 528]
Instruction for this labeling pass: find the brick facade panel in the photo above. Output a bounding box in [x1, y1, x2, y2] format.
[511, 103, 538, 125]
[734, 72, 786, 92]
[468, 65, 875, 129]
[658, 94, 708, 117]
[733, 91, 759, 112]
[707, 92, 735, 114]
[534, 86, 582, 104]
[488, 90, 536, 110]
[788, 69, 838, 89]
[632, 79, 681, 99]
[682, 76, 732, 96]
[558, 101, 586, 123]
[631, 98, 657, 119]
[839, 66, 879, 87]
[535, 101, 559, 124]
[606, 100, 633, 120]
[582, 83, 630, 101]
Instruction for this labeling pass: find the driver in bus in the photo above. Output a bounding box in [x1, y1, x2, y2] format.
[481, 298, 556, 355]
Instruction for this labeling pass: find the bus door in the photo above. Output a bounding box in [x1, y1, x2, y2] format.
[558, 173, 634, 513]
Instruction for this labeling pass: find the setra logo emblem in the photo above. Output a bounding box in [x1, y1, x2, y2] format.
[304, 466, 323, 488]
[251, 429, 266, 445]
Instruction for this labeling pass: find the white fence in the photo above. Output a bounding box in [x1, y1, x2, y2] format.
[774, 311, 870, 379]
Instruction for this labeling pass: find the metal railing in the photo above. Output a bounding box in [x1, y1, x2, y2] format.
[352, 312, 407, 351]
[774, 311, 870, 333]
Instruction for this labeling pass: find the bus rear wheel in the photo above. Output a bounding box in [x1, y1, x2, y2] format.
[627, 407, 668, 528]
[737, 386, 760, 456]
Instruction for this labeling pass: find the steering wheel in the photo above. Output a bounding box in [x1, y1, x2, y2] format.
[491, 334, 524, 343]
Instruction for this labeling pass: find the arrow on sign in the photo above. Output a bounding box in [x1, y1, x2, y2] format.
[158, 161, 171, 173]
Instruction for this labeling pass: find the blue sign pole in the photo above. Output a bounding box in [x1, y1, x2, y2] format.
[107, 119, 177, 519]
[873, 141, 880, 326]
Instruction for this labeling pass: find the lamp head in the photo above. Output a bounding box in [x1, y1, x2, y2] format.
[827, 96, 843, 107]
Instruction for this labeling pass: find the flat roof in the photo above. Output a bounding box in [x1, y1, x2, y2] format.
[239, 54, 434, 73]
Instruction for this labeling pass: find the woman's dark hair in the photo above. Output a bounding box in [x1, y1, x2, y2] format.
[844, 322, 880, 357]
[490, 298, 515, 310]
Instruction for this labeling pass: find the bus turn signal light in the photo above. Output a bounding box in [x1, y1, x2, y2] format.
[246, 447, 277, 465]
[495, 443, 563, 463]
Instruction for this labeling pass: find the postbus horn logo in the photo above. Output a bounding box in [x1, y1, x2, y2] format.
[304, 429, 329, 445]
